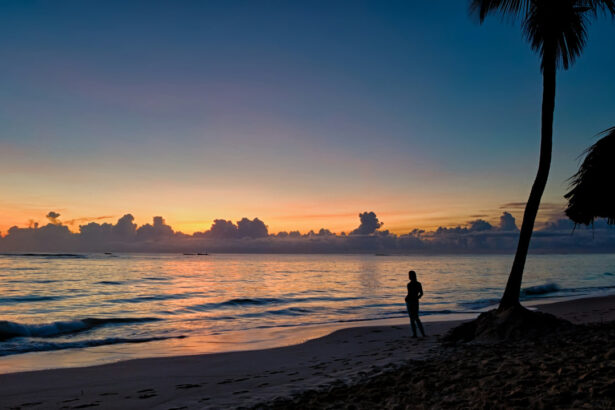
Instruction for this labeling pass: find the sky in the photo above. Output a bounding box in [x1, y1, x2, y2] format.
[1, 0, 614, 236]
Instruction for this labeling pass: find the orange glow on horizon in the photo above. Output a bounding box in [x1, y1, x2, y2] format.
[0, 203, 563, 238]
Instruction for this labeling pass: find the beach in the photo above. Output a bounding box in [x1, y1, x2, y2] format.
[1, 294, 614, 409]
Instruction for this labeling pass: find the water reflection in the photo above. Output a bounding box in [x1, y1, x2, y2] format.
[0, 253, 614, 371]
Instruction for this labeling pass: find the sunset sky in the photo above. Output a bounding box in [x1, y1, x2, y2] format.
[1, 1, 614, 235]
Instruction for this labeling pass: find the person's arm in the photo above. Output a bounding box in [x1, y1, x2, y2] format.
[418, 283, 423, 299]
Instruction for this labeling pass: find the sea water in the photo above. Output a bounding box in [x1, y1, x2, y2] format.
[0, 253, 614, 372]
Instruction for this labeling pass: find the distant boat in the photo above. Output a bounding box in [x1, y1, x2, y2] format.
[197, 251, 209, 256]
[104, 252, 112, 255]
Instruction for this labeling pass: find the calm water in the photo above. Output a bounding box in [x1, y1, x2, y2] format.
[0, 253, 614, 371]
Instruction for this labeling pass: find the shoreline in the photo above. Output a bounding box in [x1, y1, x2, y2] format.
[1, 294, 614, 409]
[2, 291, 610, 376]
[0, 293, 611, 375]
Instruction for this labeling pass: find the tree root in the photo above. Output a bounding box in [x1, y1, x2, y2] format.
[443, 304, 574, 344]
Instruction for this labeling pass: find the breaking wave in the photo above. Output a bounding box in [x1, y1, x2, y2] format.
[521, 283, 561, 296]
[0, 317, 159, 341]
[0, 335, 185, 357]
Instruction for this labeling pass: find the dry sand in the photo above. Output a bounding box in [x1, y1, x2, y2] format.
[1, 294, 614, 409]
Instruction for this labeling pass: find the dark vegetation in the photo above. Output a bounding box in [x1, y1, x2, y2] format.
[565, 127, 615, 226]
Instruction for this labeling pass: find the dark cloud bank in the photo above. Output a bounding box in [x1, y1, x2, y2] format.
[1, 211, 614, 254]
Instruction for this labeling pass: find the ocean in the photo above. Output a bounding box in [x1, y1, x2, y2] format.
[0, 253, 614, 373]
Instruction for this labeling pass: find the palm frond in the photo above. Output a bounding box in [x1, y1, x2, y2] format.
[523, 0, 588, 71]
[565, 127, 615, 225]
[469, 0, 532, 22]
[576, 0, 615, 15]
[470, 0, 614, 72]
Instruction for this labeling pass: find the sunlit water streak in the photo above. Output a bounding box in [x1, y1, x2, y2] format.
[0, 253, 613, 372]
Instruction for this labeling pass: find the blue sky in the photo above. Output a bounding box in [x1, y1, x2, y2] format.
[1, 0, 614, 234]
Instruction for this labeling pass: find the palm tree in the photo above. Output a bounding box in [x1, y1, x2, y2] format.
[565, 127, 615, 225]
[470, 0, 615, 310]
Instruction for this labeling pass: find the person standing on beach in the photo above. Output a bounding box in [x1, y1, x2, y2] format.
[405, 270, 425, 338]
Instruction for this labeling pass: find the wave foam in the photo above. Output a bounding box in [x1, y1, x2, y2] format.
[0, 317, 159, 341]
[522, 283, 561, 296]
[0, 335, 185, 357]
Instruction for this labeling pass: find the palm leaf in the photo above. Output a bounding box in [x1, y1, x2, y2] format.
[565, 127, 615, 225]
[470, 0, 615, 71]
[469, 0, 531, 21]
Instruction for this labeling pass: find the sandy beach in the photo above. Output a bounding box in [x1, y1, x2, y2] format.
[1, 294, 614, 409]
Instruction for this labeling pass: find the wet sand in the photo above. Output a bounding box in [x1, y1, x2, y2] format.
[1, 294, 614, 409]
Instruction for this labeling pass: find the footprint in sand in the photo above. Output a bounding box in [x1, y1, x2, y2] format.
[176, 383, 202, 389]
[72, 403, 100, 409]
[136, 389, 157, 399]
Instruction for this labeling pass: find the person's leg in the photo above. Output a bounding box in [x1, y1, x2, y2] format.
[409, 301, 421, 337]
[416, 316, 425, 337]
[410, 317, 417, 337]
[406, 302, 417, 337]
[415, 302, 425, 336]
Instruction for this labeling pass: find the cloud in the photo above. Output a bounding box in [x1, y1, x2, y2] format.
[196, 217, 268, 239]
[201, 219, 239, 239]
[350, 212, 383, 235]
[237, 217, 268, 238]
[136, 216, 174, 241]
[1, 210, 614, 254]
[64, 215, 115, 226]
[499, 212, 518, 231]
[46, 211, 61, 224]
[113, 214, 137, 239]
[500, 202, 564, 218]
[469, 219, 492, 231]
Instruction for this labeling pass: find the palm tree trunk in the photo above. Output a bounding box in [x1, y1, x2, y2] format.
[499, 49, 557, 311]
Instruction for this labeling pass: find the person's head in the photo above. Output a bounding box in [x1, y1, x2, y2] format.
[408, 270, 417, 281]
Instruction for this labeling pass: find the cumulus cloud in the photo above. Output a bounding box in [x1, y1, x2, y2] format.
[237, 217, 268, 238]
[203, 219, 239, 239]
[350, 212, 383, 235]
[197, 217, 268, 239]
[1, 210, 614, 254]
[499, 212, 518, 231]
[113, 214, 137, 239]
[136, 216, 174, 241]
[469, 219, 492, 231]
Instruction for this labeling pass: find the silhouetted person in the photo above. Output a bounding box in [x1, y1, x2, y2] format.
[405, 270, 425, 338]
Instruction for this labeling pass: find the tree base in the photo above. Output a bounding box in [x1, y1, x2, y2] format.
[443, 304, 573, 344]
